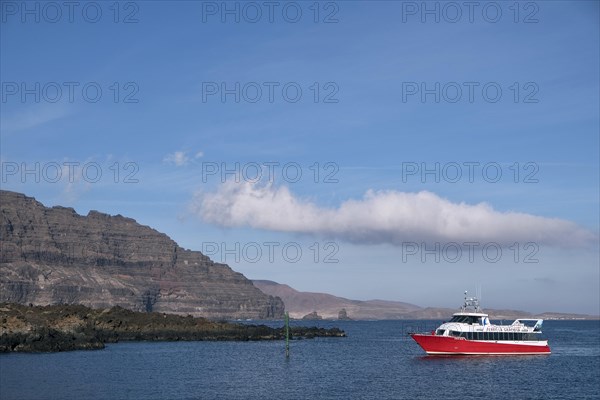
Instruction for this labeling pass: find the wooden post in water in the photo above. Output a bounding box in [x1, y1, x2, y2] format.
[285, 311, 290, 358]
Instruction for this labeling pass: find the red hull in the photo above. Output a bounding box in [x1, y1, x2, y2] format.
[411, 334, 551, 355]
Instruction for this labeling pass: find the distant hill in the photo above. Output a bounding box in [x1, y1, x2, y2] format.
[253, 280, 421, 319]
[253, 280, 599, 320]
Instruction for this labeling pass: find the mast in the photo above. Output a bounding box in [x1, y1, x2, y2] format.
[285, 311, 290, 358]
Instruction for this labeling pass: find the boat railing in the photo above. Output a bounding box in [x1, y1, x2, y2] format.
[460, 291, 483, 313]
[512, 319, 544, 332]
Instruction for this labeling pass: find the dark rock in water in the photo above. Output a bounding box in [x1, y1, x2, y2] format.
[338, 309, 352, 320]
[287, 325, 345, 339]
[302, 311, 322, 320]
[0, 303, 345, 352]
[0, 190, 284, 320]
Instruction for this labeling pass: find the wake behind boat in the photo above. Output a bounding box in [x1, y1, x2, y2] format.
[410, 293, 551, 355]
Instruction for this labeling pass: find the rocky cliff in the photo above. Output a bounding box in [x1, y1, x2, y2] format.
[0, 191, 284, 319]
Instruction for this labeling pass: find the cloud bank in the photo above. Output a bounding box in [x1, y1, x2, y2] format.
[193, 181, 596, 248]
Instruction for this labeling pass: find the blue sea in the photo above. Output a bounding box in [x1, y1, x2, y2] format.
[1, 320, 598, 400]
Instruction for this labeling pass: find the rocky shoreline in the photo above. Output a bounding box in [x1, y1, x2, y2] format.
[0, 303, 345, 353]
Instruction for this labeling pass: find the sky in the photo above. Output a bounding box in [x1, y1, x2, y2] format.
[1, 1, 599, 314]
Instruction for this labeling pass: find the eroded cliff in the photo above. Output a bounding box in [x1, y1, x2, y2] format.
[0, 191, 284, 319]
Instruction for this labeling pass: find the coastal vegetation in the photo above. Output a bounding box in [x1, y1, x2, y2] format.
[0, 303, 345, 353]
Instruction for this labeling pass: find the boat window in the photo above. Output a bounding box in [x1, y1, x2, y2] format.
[436, 329, 446, 336]
[450, 330, 460, 337]
[450, 315, 484, 324]
[453, 316, 475, 323]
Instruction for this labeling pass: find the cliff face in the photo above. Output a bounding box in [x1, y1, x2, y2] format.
[0, 191, 284, 319]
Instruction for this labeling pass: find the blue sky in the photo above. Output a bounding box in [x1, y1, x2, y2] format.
[1, 1, 599, 314]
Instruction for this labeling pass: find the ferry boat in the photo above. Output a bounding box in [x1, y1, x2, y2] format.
[410, 292, 551, 355]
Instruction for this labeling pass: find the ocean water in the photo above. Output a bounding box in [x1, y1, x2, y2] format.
[1, 320, 598, 400]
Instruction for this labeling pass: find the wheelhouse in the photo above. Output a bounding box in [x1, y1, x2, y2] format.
[448, 315, 484, 324]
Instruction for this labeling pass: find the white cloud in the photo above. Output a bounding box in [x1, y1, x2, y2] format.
[163, 151, 189, 166]
[163, 150, 204, 166]
[193, 181, 597, 248]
